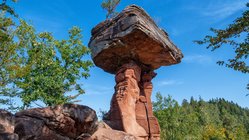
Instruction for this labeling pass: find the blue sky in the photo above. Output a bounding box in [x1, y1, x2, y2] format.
[12, 0, 248, 112]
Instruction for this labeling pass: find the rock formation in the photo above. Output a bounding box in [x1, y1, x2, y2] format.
[0, 104, 98, 140]
[15, 104, 98, 140]
[0, 109, 18, 140]
[91, 121, 137, 140]
[0, 105, 139, 140]
[89, 5, 183, 140]
[0, 4, 183, 140]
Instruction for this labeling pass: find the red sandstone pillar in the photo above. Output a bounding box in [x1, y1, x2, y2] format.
[105, 62, 147, 138]
[105, 62, 161, 139]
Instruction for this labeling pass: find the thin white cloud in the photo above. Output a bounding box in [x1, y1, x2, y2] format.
[201, 1, 246, 19]
[186, 0, 247, 19]
[157, 80, 183, 86]
[183, 54, 213, 64]
[83, 84, 113, 96]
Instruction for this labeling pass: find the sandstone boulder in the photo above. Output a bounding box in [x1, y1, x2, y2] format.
[91, 122, 137, 140]
[0, 133, 18, 140]
[91, 128, 137, 140]
[14, 104, 98, 140]
[89, 5, 183, 74]
[0, 109, 15, 133]
[0, 109, 18, 140]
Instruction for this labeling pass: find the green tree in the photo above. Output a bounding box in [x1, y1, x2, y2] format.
[101, 0, 121, 19]
[0, 0, 20, 110]
[0, 0, 93, 110]
[195, 3, 249, 90]
[153, 93, 183, 140]
[153, 93, 249, 139]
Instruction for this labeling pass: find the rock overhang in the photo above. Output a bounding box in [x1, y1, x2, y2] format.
[89, 5, 183, 74]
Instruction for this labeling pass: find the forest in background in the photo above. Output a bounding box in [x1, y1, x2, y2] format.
[153, 93, 249, 140]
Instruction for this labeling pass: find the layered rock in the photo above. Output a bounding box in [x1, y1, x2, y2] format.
[91, 122, 137, 140]
[135, 71, 160, 139]
[0, 104, 98, 140]
[89, 5, 183, 74]
[103, 62, 160, 139]
[0, 107, 142, 140]
[89, 5, 183, 140]
[0, 109, 15, 134]
[15, 104, 98, 140]
[104, 62, 147, 138]
[0, 109, 18, 140]
[91, 128, 137, 140]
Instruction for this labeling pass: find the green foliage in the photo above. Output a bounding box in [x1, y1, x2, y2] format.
[0, 0, 18, 17]
[195, 3, 249, 90]
[0, 0, 93, 110]
[153, 93, 249, 140]
[101, 0, 121, 19]
[0, 0, 20, 110]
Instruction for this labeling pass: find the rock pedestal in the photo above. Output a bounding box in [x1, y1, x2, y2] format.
[136, 71, 160, 139]
[104, 62, 160, 139]
[105, 62, 147, 138]
[89, 5, 183, 140]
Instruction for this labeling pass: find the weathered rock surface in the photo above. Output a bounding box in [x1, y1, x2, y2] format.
[0, 109, 18, 140]
[89, 4, 183, 140]
[14, 104, 98, 140]
[103, 62, 160, 139]
[0, 133, 18, 140]
[91, 122, 137, 140]
[0, 109, 15, 133]
[104, 62, 147, 138]
[91, 128, 137, 140]
[89, 5, 183, 74]
[0, 106, 143, 140]
[135, 71, 160, 140]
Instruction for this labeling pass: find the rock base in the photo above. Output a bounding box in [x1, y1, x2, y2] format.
[0, 104, 98, 140]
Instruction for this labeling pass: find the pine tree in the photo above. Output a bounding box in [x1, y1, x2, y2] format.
[153, 93, 249, 139]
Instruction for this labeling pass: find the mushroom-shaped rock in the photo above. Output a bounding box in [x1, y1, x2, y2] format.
[89, 4, 183, 140]
[89, 5, 183, 74]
